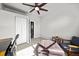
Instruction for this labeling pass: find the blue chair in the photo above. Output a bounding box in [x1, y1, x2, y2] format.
[59, 36, 79, 56]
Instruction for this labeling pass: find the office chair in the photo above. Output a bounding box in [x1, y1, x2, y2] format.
[59, 36, 79, 56]
[34, 40, 56, 56]
[5, 34, 19, 56]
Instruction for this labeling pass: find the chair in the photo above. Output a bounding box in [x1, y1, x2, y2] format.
[52, 36, 63, 44]
[5, 34, 19, 56]
[59, 36, 79, 56]
[34, 39, 65, 56]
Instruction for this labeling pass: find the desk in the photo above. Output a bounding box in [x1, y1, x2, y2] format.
[67, 45, 79, 56]
[67, 49, 79, 56]
[0, 38, 12, 56]
[0, 38, 12, 50]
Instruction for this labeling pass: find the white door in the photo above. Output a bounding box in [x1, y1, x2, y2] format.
[16, 17, 27, 45]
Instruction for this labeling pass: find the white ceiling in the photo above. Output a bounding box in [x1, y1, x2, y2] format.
[3, 3, 33, 12]
[3, 3, 48, 16]
[2, 3, 79, 18]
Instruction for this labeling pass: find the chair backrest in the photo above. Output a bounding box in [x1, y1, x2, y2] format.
[34, 40, 56, 56]
[71, 36, 79, 46]
[52, 36, 63, 44]
[5, 34, 19, 56]
[12, 34, 19, 45]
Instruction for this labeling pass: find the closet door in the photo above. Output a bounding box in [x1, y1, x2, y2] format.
[16, 17, 26, 45]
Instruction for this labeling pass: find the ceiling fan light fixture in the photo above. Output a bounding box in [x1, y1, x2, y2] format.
[22, 3, 48, 15]
[35, 7, 39, 11]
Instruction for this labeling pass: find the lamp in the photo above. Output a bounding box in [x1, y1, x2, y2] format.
[35, 7, 39, 11]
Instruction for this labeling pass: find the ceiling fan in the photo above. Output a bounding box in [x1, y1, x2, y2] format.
[22, 3, 48, 15]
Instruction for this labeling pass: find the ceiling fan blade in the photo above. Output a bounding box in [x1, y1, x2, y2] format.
[22, 3, 35, 7]
[37, 11, 40, 14]
[35, 3, 38, 6]
[40, 8, 48, 11]
[29, 8, 35, 13]
[39, 3, 47, 7]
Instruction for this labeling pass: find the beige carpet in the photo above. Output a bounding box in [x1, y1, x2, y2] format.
[17, 37, 47, 51]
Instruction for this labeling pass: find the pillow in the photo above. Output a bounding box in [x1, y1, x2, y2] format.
[71, 36, 79, 46]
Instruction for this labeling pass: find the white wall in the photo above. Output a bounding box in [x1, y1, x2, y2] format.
[40, 4, 79, 40]
[0, 8, 40, 44]
[28, 13, 40, 38]
[0, 9, 30, 44]
[0, 10, 15, 38]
